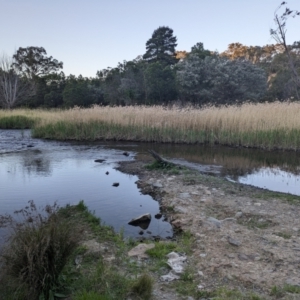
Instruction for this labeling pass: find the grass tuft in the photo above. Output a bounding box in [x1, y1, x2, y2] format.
[0, 200, 80, 300]
[130, 274, 153, 300]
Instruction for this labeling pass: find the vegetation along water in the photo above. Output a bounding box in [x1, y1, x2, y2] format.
[1, 102, 300, 150]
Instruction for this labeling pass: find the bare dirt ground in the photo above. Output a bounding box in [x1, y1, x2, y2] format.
[117, 153, 300, 300]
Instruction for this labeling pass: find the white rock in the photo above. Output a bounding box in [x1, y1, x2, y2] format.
[178, 192, 190, 199]
[160, 271, 180, 282]
[166, 252, 187, 274]
[235, 212, 243, 218]
[153, 182, 163, 188]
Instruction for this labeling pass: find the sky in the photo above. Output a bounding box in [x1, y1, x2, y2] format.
[1, 0, 300, 77]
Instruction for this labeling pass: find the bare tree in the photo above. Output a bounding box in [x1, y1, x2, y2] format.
[270, 2, 300, 99]
[0, 54, 33, 109]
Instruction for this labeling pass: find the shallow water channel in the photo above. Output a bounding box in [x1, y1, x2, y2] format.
[1, 130, 300, 244]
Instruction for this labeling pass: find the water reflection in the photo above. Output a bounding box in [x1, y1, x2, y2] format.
[238, 167, 300, 196]
[113, 142, 300, 195]
[0, 131, 173, 241]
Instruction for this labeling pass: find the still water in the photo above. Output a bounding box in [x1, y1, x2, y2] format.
[123, 143, 300, 196]
[0, 130, 173, 243]
[1, 130, 300, 244]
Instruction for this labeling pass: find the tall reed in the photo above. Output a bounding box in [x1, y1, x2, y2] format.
[1, 102, 300, 150]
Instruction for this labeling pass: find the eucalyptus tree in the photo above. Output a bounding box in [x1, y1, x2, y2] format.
[12, 47, 63, 80]
[177, 55, 267, 105]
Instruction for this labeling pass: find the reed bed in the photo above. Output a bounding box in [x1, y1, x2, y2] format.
[1, 102, 300, 150]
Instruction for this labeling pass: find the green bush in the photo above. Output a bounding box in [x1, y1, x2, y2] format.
[0, 201, 80, 299]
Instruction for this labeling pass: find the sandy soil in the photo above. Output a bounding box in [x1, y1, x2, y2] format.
[117, 153, 300, 299]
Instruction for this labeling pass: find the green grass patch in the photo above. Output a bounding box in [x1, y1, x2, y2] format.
[145, 160, 183, 175]
[58, 201, 154, 300]
[173, 279, 264, 299]
[213, 287, 264, 300]
[146, 230, 194, 274]
[237, 214, 274, 230]
[255, 190, 300, 205]
[270, 284, 300, 298]
[0, 115, 37, 129]
[273, 232, 292, 239]
[146, 242, 178, 259]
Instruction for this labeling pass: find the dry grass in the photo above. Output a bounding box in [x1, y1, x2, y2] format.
[1, 102, 299, 131]
[1, 102, 300, 149]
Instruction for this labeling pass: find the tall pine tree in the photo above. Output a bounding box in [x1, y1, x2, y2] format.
[143, 26, 178, 65]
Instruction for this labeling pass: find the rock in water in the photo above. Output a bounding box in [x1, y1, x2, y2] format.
[128, 213, 151, 229]
[112, 182, 119, 187]
[95, 159, 105, 163]
[155, 213, 162, 219]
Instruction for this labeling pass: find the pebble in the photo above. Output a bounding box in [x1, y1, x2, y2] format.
[227, 236, 241, 247]
[222, 217, 236, 223]
[254, 202, 262, 206]
[235, 212, 243, 218]
[238, 253, 249, 261]
[179, 192, 190, 199]
[153, 182, 163, 188]
[200, 253, 207, 258]
[207, 217, 222, 228]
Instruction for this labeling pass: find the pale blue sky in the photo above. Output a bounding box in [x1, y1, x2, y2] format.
[1, 0, 299, 77]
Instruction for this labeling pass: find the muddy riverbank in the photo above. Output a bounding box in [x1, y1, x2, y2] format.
[117, 153, 300, 299]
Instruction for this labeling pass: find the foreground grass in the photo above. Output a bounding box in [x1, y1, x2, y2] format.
[0, 201, 153, 300]
[1, 198, 298, 299]
[1, 102, 300, 150]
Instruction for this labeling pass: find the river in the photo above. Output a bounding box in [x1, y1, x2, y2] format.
[1, 129, 300, 243]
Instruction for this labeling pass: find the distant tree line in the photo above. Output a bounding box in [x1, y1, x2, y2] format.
[0, 3, 299, 109]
